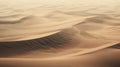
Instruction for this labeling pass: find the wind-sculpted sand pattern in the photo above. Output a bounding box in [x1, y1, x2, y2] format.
[0, 0, 120, 67]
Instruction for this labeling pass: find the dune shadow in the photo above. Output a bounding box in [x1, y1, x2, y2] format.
[0, 29, 74, 57]
[110, 43, 120, 49]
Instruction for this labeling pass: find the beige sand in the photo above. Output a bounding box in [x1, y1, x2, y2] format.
[0, 0, 120, 67]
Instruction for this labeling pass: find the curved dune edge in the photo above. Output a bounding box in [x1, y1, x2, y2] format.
[0, 31, 60, 42]
[0, 16, 92, 42]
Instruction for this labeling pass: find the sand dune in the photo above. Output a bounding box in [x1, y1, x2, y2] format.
[0, 0, 120, 67]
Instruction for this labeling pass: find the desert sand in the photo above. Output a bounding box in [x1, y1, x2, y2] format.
[0, 0, 120, 67]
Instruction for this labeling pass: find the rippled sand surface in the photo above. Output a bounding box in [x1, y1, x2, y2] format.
[0, 0, 120, 67]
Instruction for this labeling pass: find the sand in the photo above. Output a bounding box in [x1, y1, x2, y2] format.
[0, 0, 120, 67]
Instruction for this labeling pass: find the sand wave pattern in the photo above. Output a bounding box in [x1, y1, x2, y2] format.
[0, 0, 120, 67]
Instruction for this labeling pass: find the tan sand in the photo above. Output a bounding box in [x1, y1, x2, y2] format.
[0, 0, 120, 67]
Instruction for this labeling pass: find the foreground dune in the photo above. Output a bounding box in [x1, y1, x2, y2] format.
[0, 47, 120, 67]
[0, 0, 120, 67]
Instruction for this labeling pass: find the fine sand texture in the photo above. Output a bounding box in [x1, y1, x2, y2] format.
[0, 0, 120, 67]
